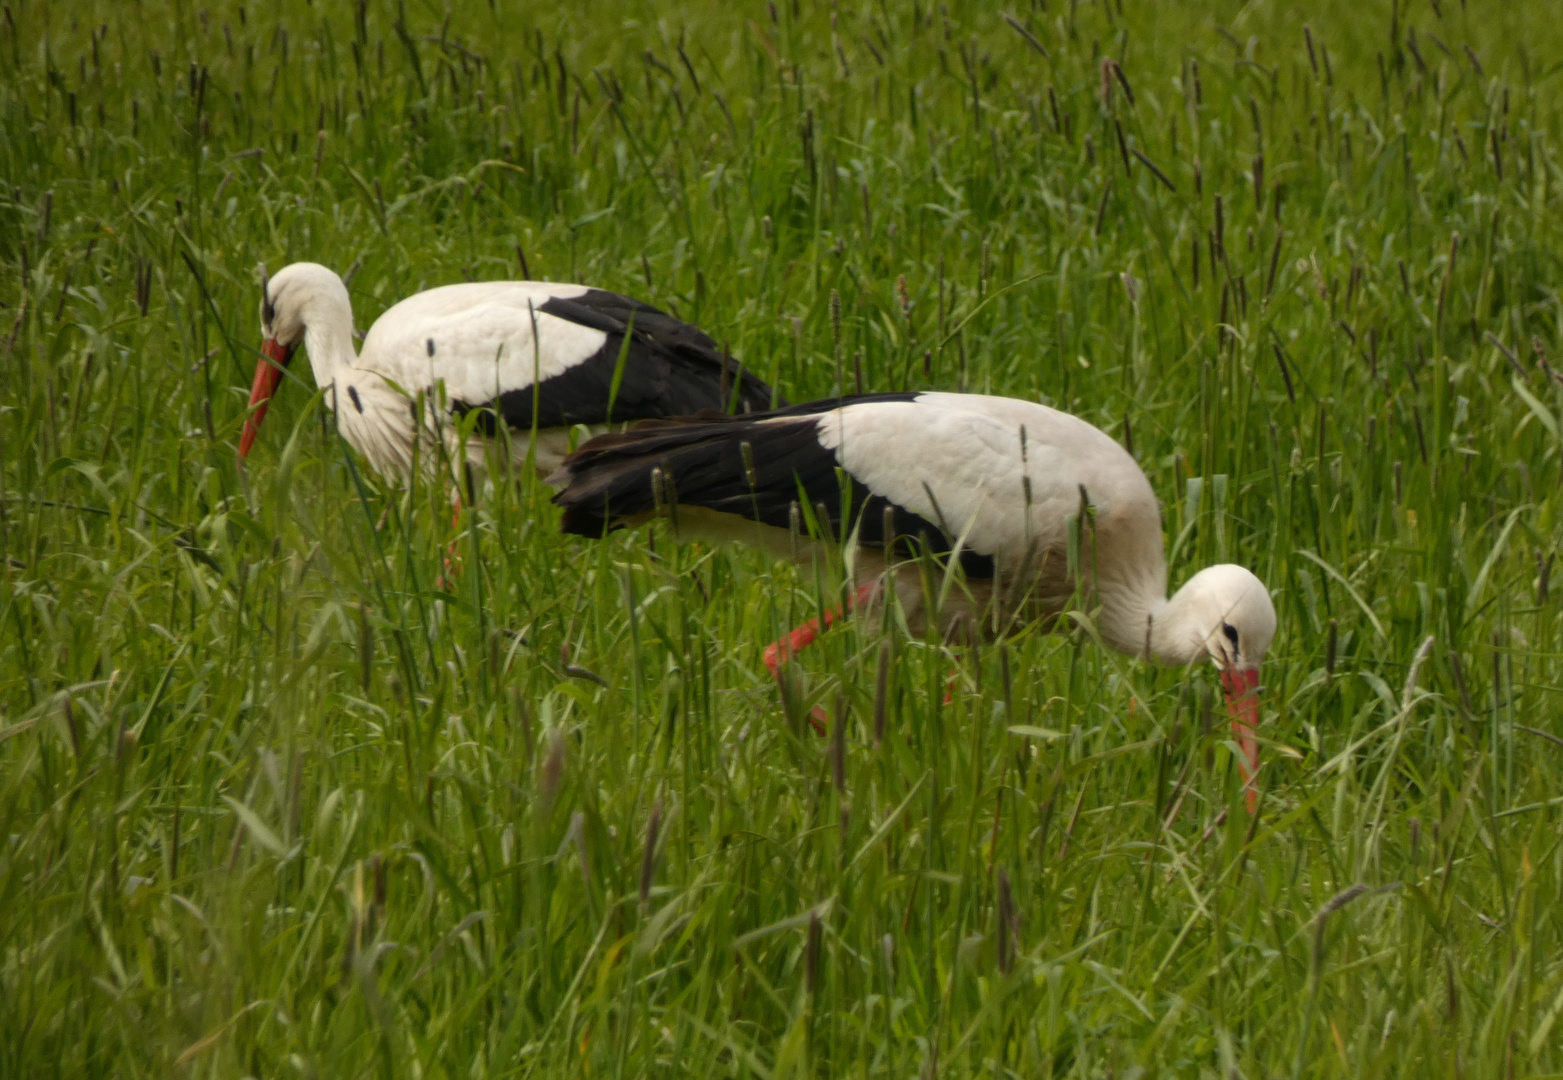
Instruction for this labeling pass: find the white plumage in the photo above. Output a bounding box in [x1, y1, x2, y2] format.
[812, 394, 1166, 641]
[239, 262, 776, 482]
[553, 391, 1277, 808]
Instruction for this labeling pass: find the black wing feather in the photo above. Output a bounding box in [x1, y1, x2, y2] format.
[553, 395, 995, 577]
[452, 288, 778, 431]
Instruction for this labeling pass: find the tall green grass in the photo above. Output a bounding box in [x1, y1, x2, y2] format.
[4, 0, 1563, 1075]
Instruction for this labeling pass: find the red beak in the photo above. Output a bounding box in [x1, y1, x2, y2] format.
[1220, 666, 1262, 813]
[239, 338, 292, 460]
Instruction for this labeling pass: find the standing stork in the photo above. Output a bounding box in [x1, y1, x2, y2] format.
[238, 262, 778, 483]
[550, 391, 1278, 811]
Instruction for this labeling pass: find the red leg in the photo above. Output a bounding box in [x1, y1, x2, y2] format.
[806, 706, 829, 736]
[762, 583, 878, 677]
[764, 583, 877, 736]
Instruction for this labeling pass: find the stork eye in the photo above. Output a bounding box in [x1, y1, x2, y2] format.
[262, 294, 276, 325]
[1221, 623, 1240, 645]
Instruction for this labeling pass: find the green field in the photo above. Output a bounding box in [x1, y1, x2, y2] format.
[5, 0, 1563, 1075]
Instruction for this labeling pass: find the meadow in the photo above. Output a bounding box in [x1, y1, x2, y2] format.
[4, 0, 1563, 1075]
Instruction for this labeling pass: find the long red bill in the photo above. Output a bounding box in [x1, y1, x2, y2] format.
[1220, 666, 1262, 814]
[239, 338, 291, 460]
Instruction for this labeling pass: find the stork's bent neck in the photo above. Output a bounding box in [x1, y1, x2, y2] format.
[300, 290, 359, 399]
[1142, 593, 1206, 666]
[1124, 564, 1270, 669]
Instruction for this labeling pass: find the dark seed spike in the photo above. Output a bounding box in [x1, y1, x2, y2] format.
[638, 798, 661, 911]
[1111, 60, 1135, 106]
[830, 288, 843, 391]
[1002, 13, 1049, 59]
[805, 910, 822, 995]
[814, 501, 835, 545]
[1463, 43, 1484, 80]
[873, 640, 890, 744]
[1436, 232, 1459, 331]
[1265, 229, 1285, 300]
[1131, 147, 1176, 191]
[996, 865, 1016, 973]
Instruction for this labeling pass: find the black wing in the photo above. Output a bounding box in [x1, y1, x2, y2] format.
[453, 288, 780, 431]
[552, 393, 995, 577]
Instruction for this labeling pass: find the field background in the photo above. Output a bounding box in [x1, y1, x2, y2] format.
[5, 0, 1563, 1075]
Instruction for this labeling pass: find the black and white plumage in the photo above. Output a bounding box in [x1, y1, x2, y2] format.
[554, 391, 1001, 578]
[239, 262, 778, 480]
[553, 391, 1278, 807]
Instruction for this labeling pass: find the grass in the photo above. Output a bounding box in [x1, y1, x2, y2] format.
[4, 0, 1563, 1075]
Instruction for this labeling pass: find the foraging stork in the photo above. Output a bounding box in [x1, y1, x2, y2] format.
[551, 391, 1277, 810]
[239, 262, 778, 482]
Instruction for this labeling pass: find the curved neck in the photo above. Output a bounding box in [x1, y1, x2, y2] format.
[1103, 582, 1208, 666]
[1145, 589, 1210, 666]
[300, 291, 358, 392]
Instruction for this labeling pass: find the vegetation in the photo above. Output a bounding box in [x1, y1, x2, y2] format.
[4, 0, 1563, 1075]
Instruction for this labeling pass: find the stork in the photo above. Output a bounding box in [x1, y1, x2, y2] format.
[550, 391, 1277, 811]
[239, 262, 778, 484]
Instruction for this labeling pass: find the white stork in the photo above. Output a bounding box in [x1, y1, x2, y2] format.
[550, 391, 1278, 811]
[238, 262, 778, 482]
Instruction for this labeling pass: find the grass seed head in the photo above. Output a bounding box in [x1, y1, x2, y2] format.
[540, 729, 566, 811]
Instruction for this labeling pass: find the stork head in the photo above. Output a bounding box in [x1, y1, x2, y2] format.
[1169, 563, 1276, 811]
[240, 262, 350, 461]
[1177, 563, 1276, 674]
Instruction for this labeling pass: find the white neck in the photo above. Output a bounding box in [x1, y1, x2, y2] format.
[1143, 590, 1211, 666]
[1100, 563, 1271, 668]
[1097, 583, 1203, 665]
[300, 289, 359, 394]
